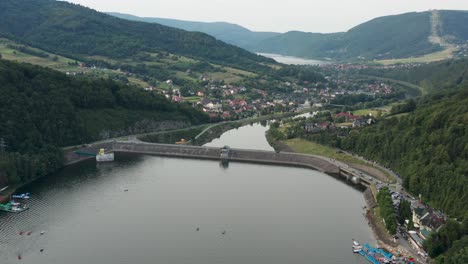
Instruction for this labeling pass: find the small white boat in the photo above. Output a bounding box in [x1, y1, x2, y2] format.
[12, 193, 30, 199]
[11, 205, 29, 213]
[353, 248, 363, 253]
[352, 239, 360, 247]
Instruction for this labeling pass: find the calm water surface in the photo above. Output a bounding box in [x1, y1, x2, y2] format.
[258, 53, 331, 65]
[204, 122, 273, 151]
[0, 123, 375, 264]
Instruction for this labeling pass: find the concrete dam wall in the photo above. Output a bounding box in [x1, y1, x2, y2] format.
[112, 142, 340, 175]
[66, 141, 371, 186]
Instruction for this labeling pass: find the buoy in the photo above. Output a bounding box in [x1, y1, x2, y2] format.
[222, 231, 226, 235]
[40, 249, 44, 253]
[196, 227, 200, 231]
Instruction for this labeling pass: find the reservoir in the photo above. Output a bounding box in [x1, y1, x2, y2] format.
[258, 53, 331, 65]
[0, 123, 374, 264]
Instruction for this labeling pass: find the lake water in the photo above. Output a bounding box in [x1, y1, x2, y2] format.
[258, 53, 331, 65]
[203, 121, 274, 151]
[0, 122, 375, 264]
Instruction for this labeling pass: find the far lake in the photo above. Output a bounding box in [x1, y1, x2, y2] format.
[258, 53, 331, 65]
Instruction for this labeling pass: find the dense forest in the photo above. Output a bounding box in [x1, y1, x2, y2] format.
[377, 187, 397, 234]
[341, 87, 468, 261]
[423, 219, 467, 262]
[341, 87, 468, 220]
[0, 0, 273, 73]
[0, 59, 207, 185]
[255, 11, 440, 60]
[440, 10, 468, 43]
[357, 58, 468, 93]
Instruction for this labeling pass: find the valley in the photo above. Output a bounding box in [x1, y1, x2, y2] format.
[0, 1, 467, 263]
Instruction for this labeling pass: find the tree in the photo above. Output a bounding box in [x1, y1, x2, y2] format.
[398, 199, 412, 225]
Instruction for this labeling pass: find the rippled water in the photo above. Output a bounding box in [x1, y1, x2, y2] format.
[1, 122, 375, 264]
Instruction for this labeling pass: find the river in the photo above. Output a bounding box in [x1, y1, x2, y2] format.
[0, 122, 375, 264]
[258, 53, 331, 65]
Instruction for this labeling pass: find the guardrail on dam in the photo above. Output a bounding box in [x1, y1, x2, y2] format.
[66, 141, 372, 186]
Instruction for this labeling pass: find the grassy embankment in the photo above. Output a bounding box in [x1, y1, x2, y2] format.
[276, 138, 396, 183]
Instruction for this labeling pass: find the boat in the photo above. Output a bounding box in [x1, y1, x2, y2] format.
[352, 239, 361, 246]
[11, 204, 29, 213]
[0, 202, 29, 213]
[353, 246, 363, 253]
[12, 193, 30, 199]
[352, 239, 363, 253]
[10, 201, 21, 206]
[96, 148, 114, 162]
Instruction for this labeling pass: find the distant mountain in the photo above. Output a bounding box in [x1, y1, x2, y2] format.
[257, 12, 438, 60]
[0, 0, 273, 72]
[111, 10, 468, 61]
[258, 10, 468, 60]
[438, 10, 468, 43]
[107, 12, 280, 51]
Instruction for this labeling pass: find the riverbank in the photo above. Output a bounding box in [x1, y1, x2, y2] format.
[271, 138, 394, 246]
[268, 137, 393, 183]
[268, 136, 426, 263]
[363, 189, 397, 247]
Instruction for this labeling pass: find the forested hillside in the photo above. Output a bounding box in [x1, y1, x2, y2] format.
[0, 59, 207, 185]
[107, 12, 280, 51]
[342, 87, 468, 220]
[440, 10, 468, 43]
[256, 11, 439, 60]
[340, 87, 468, 262]
[0, 0, 273, 73]
[357, 59, 468, 92]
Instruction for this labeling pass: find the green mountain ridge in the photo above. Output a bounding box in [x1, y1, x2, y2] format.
[107, 12, 280, 50]
[0, 0, 274, 73]
[111, 10, 468, 61]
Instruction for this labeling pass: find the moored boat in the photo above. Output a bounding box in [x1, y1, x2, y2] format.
[12, 193, 30, 199]
[353, 246, 363, 253]
[352, 239, 361, 246]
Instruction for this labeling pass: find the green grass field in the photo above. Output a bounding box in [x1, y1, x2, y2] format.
[283, 138, 395, 182]
[184, 96, 202, 103]
[376, 46, 456, 65]
[0, 38, 258, 89]
[353, 109, 381, 117]
[283, 138, 366, 164]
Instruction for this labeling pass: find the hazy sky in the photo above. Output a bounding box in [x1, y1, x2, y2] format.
[67, 0, 468, 33]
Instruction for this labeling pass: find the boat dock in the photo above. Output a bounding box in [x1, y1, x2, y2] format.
[353, 240, 397, 264]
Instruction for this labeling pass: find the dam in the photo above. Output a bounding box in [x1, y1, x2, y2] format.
[66, 141, 372, 187]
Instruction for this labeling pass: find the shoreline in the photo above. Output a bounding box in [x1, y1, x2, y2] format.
[268, 137, 397, 246]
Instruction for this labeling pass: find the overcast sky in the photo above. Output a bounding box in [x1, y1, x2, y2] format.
[67, 0, 468, 33]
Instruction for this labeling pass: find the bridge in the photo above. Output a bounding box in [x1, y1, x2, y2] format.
[65, 141, 373, 187]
